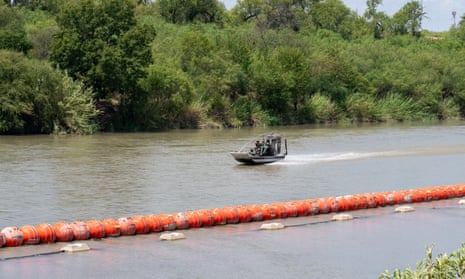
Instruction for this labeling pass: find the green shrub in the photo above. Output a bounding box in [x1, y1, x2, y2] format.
[380, 244, 465, 279]
[345, 93, 380, 122]
[305, 93, 340, 123]
[377, 93, 424, 121]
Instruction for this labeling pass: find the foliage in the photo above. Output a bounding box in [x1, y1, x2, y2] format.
[1, 0, 465, 134]
[376, 93, 423, 121]
[305, 93, 340, 123]
[380, 244, 465, 279]
[158, 0, 225, 24]
[50, 0, 155, 100]
[0, 50, 98, 134]
[139, 64, 194, 129]
[56, 75, 99, 134]
[0, 3, 32, 53]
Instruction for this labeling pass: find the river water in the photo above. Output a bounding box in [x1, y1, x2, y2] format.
[1, 121, 465, 278]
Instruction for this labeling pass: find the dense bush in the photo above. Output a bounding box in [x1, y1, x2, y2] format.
[380, 244, 465, 279]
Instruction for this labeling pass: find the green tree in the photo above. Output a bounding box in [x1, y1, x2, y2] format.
[309, 0, 352, 37]
[50, 0, 155, 130]
[158, 0, 224, 24]
[139, 64, 195, 129]
[390, 1, 424, 37]
[0, 3, 32, 53]
[0, 50, 98, 134]
[364, 0, 388, 38]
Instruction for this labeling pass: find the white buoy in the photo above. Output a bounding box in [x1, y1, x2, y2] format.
[332, 213, 354, 221]
[159, 232, 186, 241]
[61, 243, 91, 253]
[458, 199, 465, 205]
[260, 223, 285, 230]
[394, 205, 415, 213]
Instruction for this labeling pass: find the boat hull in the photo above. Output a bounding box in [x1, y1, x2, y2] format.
[230, 152, 285, 165]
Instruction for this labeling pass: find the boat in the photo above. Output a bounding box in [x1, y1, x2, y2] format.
[230, 133, 288, 165]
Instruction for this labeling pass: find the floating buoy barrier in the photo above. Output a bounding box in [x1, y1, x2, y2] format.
[0, 232, 6, 247]
[1, 227, 23, 247]
[20, 225, 40, 245]
[117, 217, 137, 236]
[394, 205, 415, 213]
[53, 222, 74, 242]
[102, 218, 121, 237]
[132, 216, 150, 234]
[332, 213, 354, 221]
[70, 221, 90, 241]
[1, 184, 465, 249]
[86, 220, 106, 239]
[35, 223, 56, 243]
[160, 232, 186, 241]
[260, 222, 285, 230]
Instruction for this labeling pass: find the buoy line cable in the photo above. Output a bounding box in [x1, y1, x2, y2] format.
[0, 250, 63, 261]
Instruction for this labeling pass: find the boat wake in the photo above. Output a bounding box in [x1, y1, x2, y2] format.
[274, 151, 402, 165]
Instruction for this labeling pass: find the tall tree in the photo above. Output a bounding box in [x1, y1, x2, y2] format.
[50, 0, 155, 129]
[0, 3, 32, 53]
[364, 0, 386, 38]
[391, 0, 424, 37]
[158, 0, 224, 24]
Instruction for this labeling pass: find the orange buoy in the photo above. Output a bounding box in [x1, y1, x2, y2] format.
[145, 214, 164, 232]
[383, 192, 396, 205]
[317, 198, 331, 214]
[247, 205, 264, 221]
[117, 217, 137, 236]
[236, 206, 252, 223]
[185, 210, 202, 228]
[132, 215, 150, 234]
[304, 199, 319, 215]
[325, 197, 340, 213]
[270, 203, 287, 219]
[86, 220, 106, 239]
[374, 193, 387, 207]
[70, 221, 90, 241]
[210, 208, 227, 225]
[53, 222, 74, 242]
[222, 206, 240, 224]
[455, 184, 465, 197]
[364, 193, 377, 208]
[35, 223, 56, 243]
[260, 204, 275, 220]
[357, 194, 369, 209]
[102, 218, 121, 237]
[20, 225, 40, 245]
[159, 214, 177, 231]
[0, 232, 5, 247]
[291, 200, 309, 216]
[402, 190, 413, 203]
[196, 209, 215, 227]
[335, 197, 348, 212]
[173, 213, 189, 230]
[438, 186, 451, 200]
[1, 227, 23, 247]
[445, 185, 458, 198]
[282, 202, 298, 217]
[344, 195, 357, 210]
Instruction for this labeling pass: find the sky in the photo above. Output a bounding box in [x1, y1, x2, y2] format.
[221, 0, 465, 32]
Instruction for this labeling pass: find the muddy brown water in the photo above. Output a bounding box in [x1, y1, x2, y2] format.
[1, 122, 465, 278]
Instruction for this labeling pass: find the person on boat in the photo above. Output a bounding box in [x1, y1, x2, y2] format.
[255, 140, 263, 155]
[263, 140, 274, 156]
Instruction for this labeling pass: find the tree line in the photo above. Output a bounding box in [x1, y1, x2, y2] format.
[1, 0, 465, 134]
